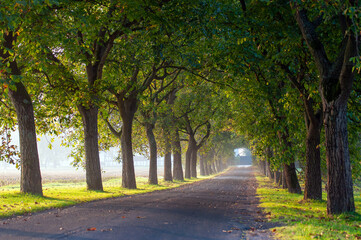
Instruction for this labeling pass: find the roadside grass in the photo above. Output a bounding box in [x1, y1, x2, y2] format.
[0, 176, 211, 219]
[256, 175, 361, 240]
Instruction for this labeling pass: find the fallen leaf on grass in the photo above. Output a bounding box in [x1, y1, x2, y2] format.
[272, 229, 277, 232]
[87, 227, 97, 231]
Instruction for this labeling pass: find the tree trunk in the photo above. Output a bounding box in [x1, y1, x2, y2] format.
[274, 170, 281, 185]
[208, 162, 214, 174]
[163, 129, 172, 181]
[9, 83, 42, 195]
[266, 160, 273, 179]
[172, 129, 183, 181]
[259, 160, 266, 176]
[203, 159, 209, 175]
[324, 102, 354, 214]
[185, 145, 191, 179]
[146, 123, 158, 185]
[282, 168, 287, 189]
[78, 105, 103, 191]
[278, 130, 302, 194]
[190, 148, 198, 178]
[304, 119, 322, 200]
[218, 158, 223, 171]
[283, 163, 302, 194]
[218, 158, 225, 171]
[212, 161, 217, 173]
[119, 97, 137, 189]
[185, 137, 196, 178]
[199, 153, 205, 176]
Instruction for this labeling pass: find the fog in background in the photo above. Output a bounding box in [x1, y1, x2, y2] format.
[0, 134, 164, 185]
[0, 133, 251, 185]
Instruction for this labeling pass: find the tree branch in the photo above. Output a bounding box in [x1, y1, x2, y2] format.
[294, 7, 331, 75]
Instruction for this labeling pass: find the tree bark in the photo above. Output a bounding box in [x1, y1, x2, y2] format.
[324, 102, 354, 213]
[163, 129, 172, 182]
[203, 159, 209, 175]
[284, 163, 302, 194]
[278, 130, 302, 194]
[199, 153, 205, 176]
[259, 160, 266, 176]
[78, 105, 103, 191]
[217, 157, 223, 172]
[146, 123, 158, 185]
[185, 136, 196, 178]
[212, 161, 217, 173]
[9, 83, 43, 195]
[282, 168, 287, 189]
[185, 145, 191, 179]
[172, 128, 183, 181]
[304, 116, 322, 200]
[119, 97, 137, 189]
[206, 163, 211, 175]
[274, 170, 281, 186]
[266, 160, 273, 179]
[190, 148, 198, 178]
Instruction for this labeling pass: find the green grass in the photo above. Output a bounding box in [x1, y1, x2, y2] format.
[256, 175, 361, 240]
[0, 176, 212, 219]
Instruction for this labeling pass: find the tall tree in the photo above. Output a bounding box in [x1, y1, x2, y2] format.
[0, 1, 51, 195]
[294, 1, 356, 214]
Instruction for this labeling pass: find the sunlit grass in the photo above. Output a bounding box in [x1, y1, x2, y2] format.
[256, 175, 361, 240]
[0, 175, 213, 219]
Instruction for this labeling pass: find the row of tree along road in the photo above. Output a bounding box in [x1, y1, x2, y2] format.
[0, 0, 360, 215]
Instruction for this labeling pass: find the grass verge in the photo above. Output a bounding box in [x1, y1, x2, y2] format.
[256, 175, 361, 240]
[0, 175, 213, 219]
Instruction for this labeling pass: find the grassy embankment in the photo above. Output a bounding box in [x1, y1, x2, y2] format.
[0, 176, 213, 219]
[256, 175, 361, 240]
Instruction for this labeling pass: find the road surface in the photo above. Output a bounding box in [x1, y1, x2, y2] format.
[0, 166, 276, 239]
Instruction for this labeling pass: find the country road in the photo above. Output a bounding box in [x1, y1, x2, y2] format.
[0, 167, 276, 240]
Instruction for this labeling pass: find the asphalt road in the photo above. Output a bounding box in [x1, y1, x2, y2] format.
[0, 166, 275, 240]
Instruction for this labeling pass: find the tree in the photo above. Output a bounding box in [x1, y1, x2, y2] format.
[174, 83, 220, 178]
[294, 1, 356, 214]
[0, 1, 52, 195]
[137, 71, 180, 184]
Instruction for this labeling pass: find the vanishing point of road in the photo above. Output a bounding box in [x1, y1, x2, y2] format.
[0, 167, 275, 240]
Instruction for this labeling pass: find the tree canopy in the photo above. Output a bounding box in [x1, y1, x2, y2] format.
[0, 0, 360, 215]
